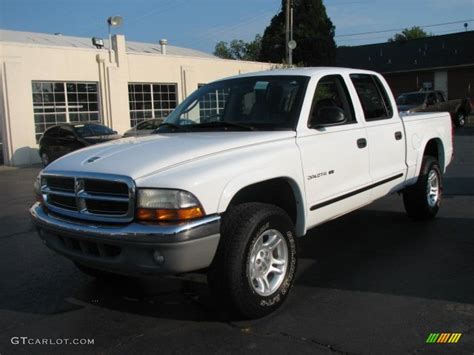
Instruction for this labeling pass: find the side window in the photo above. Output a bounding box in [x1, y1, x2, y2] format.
[350, 74, 393, 121]
[58, 126, 75, 139]
[309, 75, 356, 126]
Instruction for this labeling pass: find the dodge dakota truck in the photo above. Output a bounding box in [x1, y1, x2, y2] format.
[31, 68, 453, 319]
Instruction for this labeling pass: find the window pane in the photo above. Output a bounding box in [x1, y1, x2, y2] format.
[77, 83, 87, 92]
[350, 74, 389, 120]
[32, 82, 42, 93]
[66, 83, 76, 92]
[53, 83, 64, 92]
[33, 93, 43, 103]
[86, 83, 97, 92]
[42, 82, 53, 93]
[310, 75, 356, 125]
[55, 93, 65, 103]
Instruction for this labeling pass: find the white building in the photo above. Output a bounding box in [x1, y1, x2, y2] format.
[0, 29, 274, 166]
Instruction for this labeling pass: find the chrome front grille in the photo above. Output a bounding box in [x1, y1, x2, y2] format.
[41, 172, 135, 223]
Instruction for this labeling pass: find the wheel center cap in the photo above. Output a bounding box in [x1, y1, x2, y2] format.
[255, 248, 271, 275]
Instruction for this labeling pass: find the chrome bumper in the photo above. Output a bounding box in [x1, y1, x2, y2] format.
[30, 203, 221, 275]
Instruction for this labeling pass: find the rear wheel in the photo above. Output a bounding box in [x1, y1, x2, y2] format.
[403, 156, 442, 220]
[208, 203, 297, 319]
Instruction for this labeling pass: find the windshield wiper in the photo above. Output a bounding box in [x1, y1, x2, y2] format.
[192, 121, 255, 131]
[154, 122, 188, 132]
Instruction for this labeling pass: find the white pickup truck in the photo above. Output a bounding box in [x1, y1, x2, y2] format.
[31, 68, 453, 318]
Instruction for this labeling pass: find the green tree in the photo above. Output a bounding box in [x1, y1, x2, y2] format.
[213, 35, 262, 61]
[388, 26, 431, 42]
[259, 0, 336, 65]
[214, 41, 233, 59]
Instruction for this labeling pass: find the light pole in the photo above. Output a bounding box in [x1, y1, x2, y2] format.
[285, 0, 290, 64]
[107, 15, 123, 58]
[285, 0, 296, 66]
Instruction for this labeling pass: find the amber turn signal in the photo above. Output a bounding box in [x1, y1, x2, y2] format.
[136, 207, 204, 222]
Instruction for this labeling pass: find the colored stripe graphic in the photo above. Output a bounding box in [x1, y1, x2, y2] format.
[438, 333, 449, 343]
[426, 333, 462, 344]
[449, 333, 462, 343]
[426, 333, 439, 343]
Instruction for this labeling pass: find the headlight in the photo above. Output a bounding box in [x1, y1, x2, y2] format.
[34, 175, 43, 203]
[136, 189, 204, 222]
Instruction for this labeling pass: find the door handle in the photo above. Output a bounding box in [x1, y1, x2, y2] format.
[395, 131, 403, 140]
[357, 138, 367, 149]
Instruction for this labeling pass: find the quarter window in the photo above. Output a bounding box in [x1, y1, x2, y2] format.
[32, 81, 100, 143]
[128, 83, 178, 127]
[350, 74, 393, 120]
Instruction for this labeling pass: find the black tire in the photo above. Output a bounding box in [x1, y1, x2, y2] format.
[454, 111, 466, 128]
[403, 156, 442, 220]
[74, 262, 119, 280]
[208, 203, 297, 319]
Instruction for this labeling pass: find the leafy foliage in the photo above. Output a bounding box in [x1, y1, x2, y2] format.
[213, 35, 262, 61]
[388, 26, 432, 42]
[259, 0, 336, 65]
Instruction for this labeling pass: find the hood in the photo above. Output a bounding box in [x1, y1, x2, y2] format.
[45, 131, 295, 179]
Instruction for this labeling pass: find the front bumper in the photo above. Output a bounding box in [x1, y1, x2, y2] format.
[30, 203, 221, 275]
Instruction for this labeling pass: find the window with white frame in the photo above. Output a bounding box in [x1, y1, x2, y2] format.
[197, 84, 229, 120]
[128, 83, 178, 127]
[32, 81, 101, 143]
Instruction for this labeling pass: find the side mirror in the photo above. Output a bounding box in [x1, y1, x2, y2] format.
[113, 130, 118, 134]
[309, 106, 346, 128]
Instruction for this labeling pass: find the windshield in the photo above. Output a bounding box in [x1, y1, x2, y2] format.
[161, 75, 309, 132]
[74, 124, 115, 137]
[396, 93, 426, 106]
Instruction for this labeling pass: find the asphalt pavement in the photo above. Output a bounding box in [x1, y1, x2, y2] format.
[0, 128, 473, 354]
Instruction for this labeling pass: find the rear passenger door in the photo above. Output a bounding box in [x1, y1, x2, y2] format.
[298, 74, 372, 227]
[350, 74, 406, 199]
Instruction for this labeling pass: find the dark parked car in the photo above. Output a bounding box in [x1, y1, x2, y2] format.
[122, 118, 163, 137]
[397, 90, 471, 127]
[39, 123, 121, 166]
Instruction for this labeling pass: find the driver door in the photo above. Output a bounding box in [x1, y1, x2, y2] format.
[298, 74, 372, 228]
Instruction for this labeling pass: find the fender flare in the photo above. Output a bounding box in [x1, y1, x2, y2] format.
[217, 170, 307, 237]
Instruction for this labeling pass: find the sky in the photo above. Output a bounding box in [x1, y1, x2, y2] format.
[0, 0, 473, 53]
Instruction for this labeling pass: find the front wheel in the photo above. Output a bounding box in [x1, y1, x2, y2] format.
[403, 156, 442, 220]
[208, 203, 297, 319]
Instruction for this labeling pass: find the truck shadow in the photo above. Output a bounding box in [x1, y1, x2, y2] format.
[296, 209, 474, 305]
[65, 209, 474, 321]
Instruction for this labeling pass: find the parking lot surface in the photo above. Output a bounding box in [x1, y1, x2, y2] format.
[0, 129, 473, 354]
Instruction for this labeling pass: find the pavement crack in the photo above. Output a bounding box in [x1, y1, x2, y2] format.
[226, 322, 354, 354]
